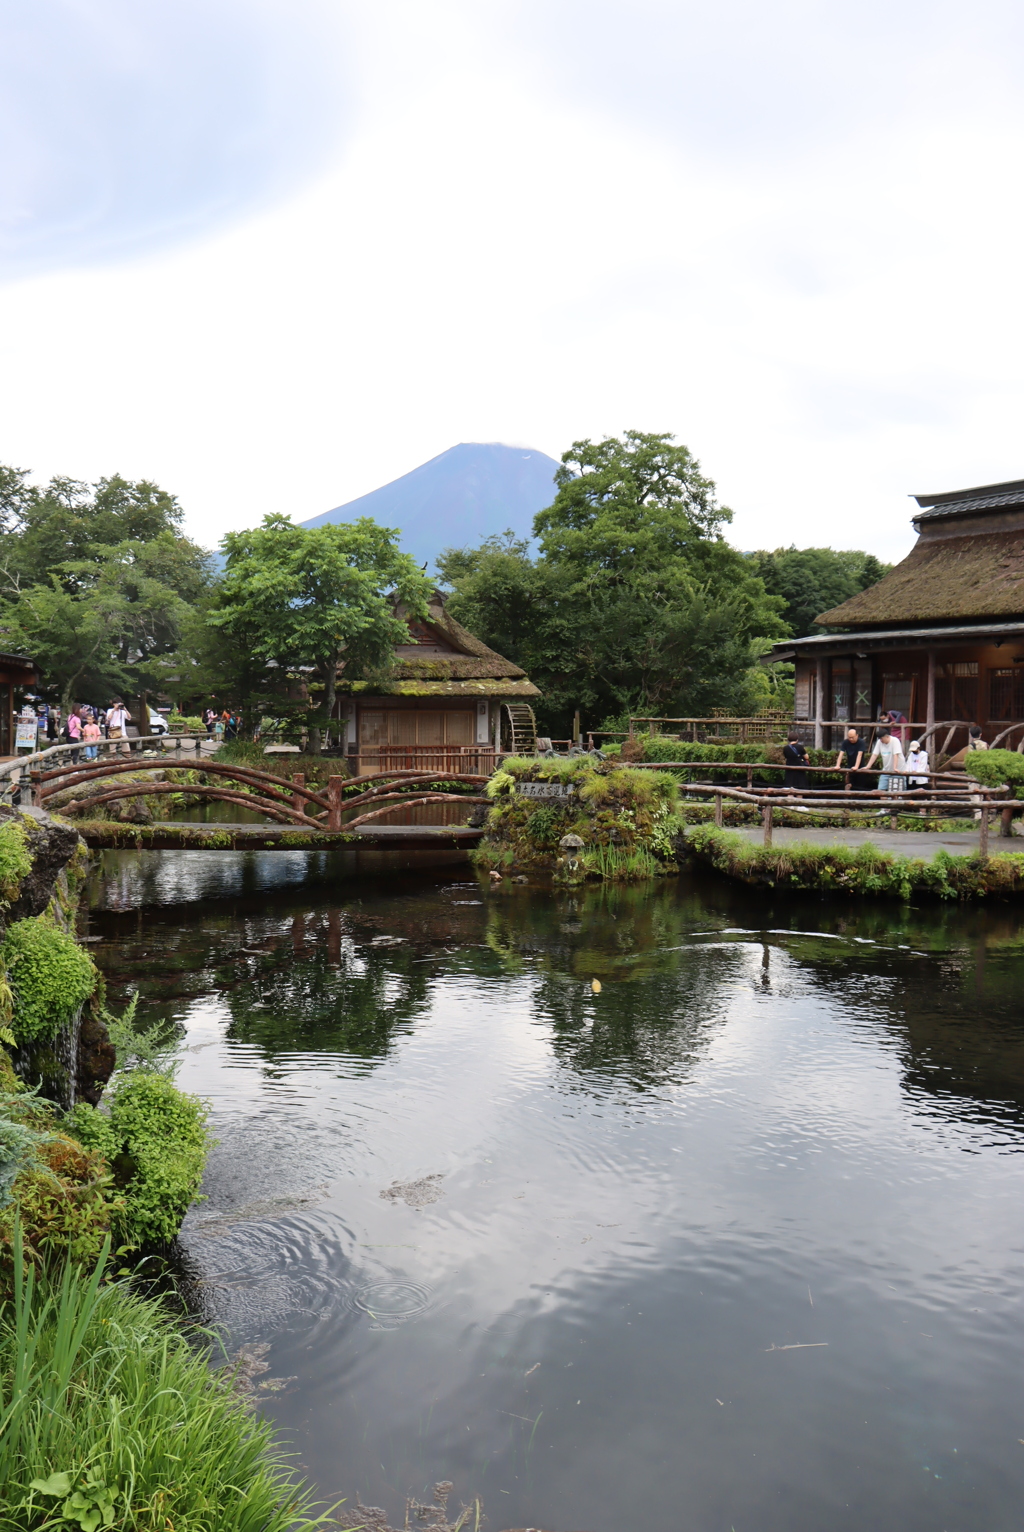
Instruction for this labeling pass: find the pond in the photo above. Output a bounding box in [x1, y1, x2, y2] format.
[85, 850, 1024, 1532]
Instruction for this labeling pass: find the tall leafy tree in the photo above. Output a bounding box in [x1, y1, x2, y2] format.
[210, 515, 433, 752]
[750, 546, 891, 637]
[0, 467, 212, 712]
[441, 432, 786, 732]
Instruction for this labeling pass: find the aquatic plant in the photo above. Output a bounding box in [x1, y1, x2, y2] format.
[1, 919, 96, 1045]
[0, 1232, 337, 1531]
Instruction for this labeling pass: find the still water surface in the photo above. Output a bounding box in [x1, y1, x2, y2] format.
[86, 851, 1024, 1531]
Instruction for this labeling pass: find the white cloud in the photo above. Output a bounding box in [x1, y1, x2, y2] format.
[2, 0, 1024, 561]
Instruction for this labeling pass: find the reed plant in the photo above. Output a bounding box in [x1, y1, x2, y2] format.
[0, 1229, 337, 1532]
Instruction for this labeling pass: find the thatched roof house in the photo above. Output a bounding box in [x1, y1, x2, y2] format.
[769, 478, 1024, 750]
[335, 592, 540, 771]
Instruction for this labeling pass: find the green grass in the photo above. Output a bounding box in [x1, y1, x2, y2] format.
[686, 824, 1024, 901]
[0, 1232, 339, 1532]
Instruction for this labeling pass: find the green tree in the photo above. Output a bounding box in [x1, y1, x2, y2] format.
[750, 546, 890, 638]
[0, 468, 212, 713]
[441, 432, 786, 733]
[209, 515, 433, 752]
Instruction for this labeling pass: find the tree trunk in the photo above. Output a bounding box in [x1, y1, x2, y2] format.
[138, 689, 150, 737]
[322, 657, 338, 750]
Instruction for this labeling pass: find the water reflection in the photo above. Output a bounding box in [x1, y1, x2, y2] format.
[85, 853, 1024, 1532]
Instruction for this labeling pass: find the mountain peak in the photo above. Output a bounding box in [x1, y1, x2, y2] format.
[300, 442, 560, 569]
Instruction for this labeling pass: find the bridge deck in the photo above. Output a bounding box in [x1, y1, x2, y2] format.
[77, 821, 484, 852]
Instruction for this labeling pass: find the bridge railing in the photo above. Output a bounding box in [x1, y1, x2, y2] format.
[0, 735, 211, 805]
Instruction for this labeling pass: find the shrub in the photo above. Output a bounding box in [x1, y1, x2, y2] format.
[964, 748, 1024, 789]
[68, 1073, 212, 1250]
[1, 918, 96, 1044]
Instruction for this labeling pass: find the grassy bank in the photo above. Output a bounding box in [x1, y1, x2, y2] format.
[0, 1234, 335, 1532]
[685, 824, 1024, 900]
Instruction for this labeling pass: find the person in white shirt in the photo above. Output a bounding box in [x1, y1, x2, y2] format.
[105, 700, 132, 755]
[865, 726, 906, 802]
[905, 740, 929, 787]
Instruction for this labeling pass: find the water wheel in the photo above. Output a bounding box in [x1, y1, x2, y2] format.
[500, 702, 537, 755]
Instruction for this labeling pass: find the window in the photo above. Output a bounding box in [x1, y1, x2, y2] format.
[881, 672, 917, 720]
[935, 661, 978, 721]
[989, 668, 1024, 721]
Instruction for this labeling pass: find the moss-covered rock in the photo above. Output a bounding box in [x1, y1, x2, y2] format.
[475, 758, 684, 881]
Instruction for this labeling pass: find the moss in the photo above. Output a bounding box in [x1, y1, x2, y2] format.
[477, 758, 682, 881]
[2, 917, 97, 1044]
[0, 819, 31, 905]
[686, 824, 1024, 901]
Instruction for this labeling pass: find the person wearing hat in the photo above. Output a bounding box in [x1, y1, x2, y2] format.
[905, 739, 929, 788]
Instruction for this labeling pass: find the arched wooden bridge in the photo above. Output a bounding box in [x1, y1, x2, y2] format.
[24, 752, 490, 849]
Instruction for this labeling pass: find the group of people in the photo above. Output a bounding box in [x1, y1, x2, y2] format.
[28, 700, 133, 761]
[781, 721, 990, 806]
[203, 708, 240, 741]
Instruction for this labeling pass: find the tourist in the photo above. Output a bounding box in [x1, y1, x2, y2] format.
[213, 714, 225, 742]
[834, 728, 865, 791]
[82, 711, 101, 761]
[782, 732, 809, 789]
[225, 712, 239, 741]
[204, 707, 217, 735]
[966, 725, 988, 819]
[865, 725, 906, 807]
[105, 698, 132, 756]
[65, 704, 83, 764]
[906, 740, 929, 786]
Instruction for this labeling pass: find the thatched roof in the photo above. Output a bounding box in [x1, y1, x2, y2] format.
[338, 593, 538, 694]
[816, 478, 1024, 629]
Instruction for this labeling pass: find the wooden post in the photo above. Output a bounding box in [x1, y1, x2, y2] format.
[292, 773, 306, 816]
[979, 804, 990, 862]
[762, 801, 773, 847]
[815, 656, 827, 751]
[573, 710, 581, 746]
[1000, 805, 1014, 838]
[746, 766, 754, 790]
[715, 793, 724, 827]
[327, 775, 344, 831]
[926, 650, 936, 744]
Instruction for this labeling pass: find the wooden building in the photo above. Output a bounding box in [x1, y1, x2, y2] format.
[335, 593, 540, 774]
[769, 477, 1024, 750]
[0, 654, 39, 759]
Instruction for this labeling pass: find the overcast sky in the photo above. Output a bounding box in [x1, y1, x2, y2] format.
[2, 0, 1024, 561]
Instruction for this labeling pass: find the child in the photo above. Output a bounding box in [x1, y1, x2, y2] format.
[82, 712, 102, 761]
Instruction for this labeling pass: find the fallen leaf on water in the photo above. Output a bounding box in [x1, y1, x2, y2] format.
[591, 979, 601, 993]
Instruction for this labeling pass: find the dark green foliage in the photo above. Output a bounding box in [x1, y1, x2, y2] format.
[67, 1073, 211, 1250]
[749, 546, 891, 637]
[0, 466, 212, 711]
[208, 515, 434, 751]
[2, 919, 96, 1044]
[440, 432, 786, 735]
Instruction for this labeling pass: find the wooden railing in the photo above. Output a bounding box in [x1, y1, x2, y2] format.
[357, 745, 499, 776]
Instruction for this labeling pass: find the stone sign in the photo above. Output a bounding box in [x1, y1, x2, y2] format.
[516, 781, 576, 800]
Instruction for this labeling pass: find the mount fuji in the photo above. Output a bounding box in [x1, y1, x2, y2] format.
[299, 441, 560, 570]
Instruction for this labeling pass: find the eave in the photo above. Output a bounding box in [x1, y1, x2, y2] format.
[767, 619, 1024, 663]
